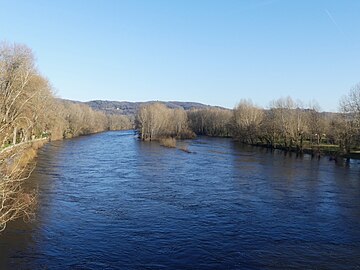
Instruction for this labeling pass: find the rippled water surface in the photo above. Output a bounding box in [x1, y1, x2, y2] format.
[1, 130, 360, 269]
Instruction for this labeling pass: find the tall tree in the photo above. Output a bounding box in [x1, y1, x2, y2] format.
[232, 99, 263, 144]
[338, 83, 360, 154]
[0, 43, 53, 145]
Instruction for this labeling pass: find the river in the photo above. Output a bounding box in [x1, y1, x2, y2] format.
[0, 130, 360, 269]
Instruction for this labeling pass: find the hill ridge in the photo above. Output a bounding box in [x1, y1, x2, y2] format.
[83, 100, 228, 116]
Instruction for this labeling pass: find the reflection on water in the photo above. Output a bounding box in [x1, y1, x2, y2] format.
[0, 131, 360, 269]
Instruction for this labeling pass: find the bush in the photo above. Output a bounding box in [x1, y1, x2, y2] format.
[160, 137, 176, 148]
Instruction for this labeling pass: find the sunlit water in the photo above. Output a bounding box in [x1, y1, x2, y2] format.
[1, 130, 360, 269]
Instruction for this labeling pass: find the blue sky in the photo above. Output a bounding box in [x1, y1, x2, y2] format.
[1, 0, 359, 111]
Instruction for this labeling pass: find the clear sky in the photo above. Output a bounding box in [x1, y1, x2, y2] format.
[1, 0, 359, 111]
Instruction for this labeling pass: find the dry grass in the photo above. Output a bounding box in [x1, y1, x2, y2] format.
[31, 139, 47, 150]
[17, 148, 37, 169]
[159, 137, 177, 148]
[5, 141, 44, 173]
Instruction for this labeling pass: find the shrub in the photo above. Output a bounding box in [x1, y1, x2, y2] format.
[160, 137, 176, 148]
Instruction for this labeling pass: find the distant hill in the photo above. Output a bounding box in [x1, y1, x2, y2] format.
[83, 100, 227, 116]
[63, 99, 336, 119]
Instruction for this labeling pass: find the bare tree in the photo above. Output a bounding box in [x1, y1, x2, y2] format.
[0, 146, 37, 232]
[338, 83, 360, 154]
[108, 115, 132, 131]
[136, 103, 169, 140]
[0, 43, 54, 145]
[269, 97, 308, 151]
[136, 103, 194, 140]
[170, 109, 188, 137]
[232, 99, 264, 144]
[188, 108, 232, 137]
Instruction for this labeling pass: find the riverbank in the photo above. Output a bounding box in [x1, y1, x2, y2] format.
[0, 138, 48, 232]
[152, 131, 360, 160]
[246, 142, 360, 160]
[0, 138, 48, 155]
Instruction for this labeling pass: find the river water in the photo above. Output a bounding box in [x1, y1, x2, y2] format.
[0, 130, 360, 269]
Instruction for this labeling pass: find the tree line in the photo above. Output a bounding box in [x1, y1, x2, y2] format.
[0, 42, 132, 147]
[136, 88, 360, 157]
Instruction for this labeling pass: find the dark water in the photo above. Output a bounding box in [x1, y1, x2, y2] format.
[1, 130, 360, 269]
